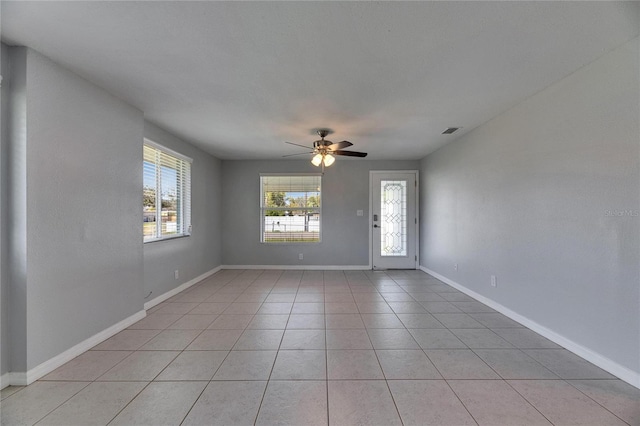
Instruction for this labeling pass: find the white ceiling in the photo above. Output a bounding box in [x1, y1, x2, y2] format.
[2, 1, 638, 160]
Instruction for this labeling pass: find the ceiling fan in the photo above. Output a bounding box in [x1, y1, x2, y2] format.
[284, 129, 367, 170]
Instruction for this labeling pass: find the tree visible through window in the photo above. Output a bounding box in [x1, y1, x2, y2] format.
[143, 141, 192, 242]
[261, 175, 321, 243]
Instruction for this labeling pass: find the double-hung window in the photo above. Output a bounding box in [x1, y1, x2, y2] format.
[260, 174, 321, 243]
[143, 140, 192, 242]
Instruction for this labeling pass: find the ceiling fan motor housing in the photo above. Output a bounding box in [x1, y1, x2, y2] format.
[313, 140, 332, 151]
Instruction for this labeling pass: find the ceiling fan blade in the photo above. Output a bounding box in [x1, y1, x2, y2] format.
[328, 140, 353, 151]
[285, 141, 312, 149]
[282, 151, 313, 157]
[333, 150, 368, 157]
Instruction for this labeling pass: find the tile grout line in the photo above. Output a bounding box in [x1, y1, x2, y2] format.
[252, 270, 298, 426]
[400, 272, 480, 426]
[182, 269, 276, 425]
[563, 379, 633, 426]
[111, 273, 243, 425]
[104, 380, 153, 425]
[325, 271, 330, 426]
[9, 268, 634, 425]
[107, 311, 199, 425]
[366, 274, 406, 425]
[501, 378, 560, 426]
[441, 378, 481, 426]
[30, 381, 92, 426]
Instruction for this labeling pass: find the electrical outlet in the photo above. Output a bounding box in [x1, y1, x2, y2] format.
[174, 270, 179, 280]
[491, 275, 497, 287]
[454, 263, 458, 271]
[298, 253, 303, 260]
[356, 209, 364, 216]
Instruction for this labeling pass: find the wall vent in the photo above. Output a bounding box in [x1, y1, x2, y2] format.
[442, 127, 461, 135]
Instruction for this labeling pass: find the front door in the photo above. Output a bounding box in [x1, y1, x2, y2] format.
[371, 171, 418, 270]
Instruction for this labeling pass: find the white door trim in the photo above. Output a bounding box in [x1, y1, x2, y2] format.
[369, 170, 419, 270]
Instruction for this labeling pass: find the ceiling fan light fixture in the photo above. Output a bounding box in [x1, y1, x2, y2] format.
[323, 154, 335, 167]
[286, 129, 366, 170]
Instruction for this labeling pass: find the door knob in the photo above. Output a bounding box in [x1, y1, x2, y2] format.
[373, 224, 379, 228]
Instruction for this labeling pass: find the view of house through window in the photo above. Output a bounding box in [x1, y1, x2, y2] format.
[143, 141, 192, 242]
[261, 174, 321, 243]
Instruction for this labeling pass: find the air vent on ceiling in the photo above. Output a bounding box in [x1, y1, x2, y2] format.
[442, 127, 461, 135]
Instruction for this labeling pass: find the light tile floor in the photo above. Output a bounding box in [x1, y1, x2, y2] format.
[2, 269, 639, 425]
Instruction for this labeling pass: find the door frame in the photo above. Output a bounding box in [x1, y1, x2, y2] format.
[369, 170, 420, 270]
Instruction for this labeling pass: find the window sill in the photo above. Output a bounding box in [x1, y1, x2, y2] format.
[144, 234, 191, 244]
[260, 241, 322, 245]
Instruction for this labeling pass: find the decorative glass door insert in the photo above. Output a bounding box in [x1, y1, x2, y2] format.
[380, 180, 407, 256]
[371, 171, 417, 270]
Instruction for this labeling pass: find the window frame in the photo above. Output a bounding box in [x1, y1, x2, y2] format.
[143, 139, 193, 243]
[260, 173, 322, 244]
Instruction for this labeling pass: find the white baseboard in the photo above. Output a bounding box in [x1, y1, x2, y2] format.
[1, 266, 225, 390]
[2, 372, 25, 389]
[1, 309, 146, 389]
[144, 266, 222, 311]
[221, 265, 370, 271]
[0, 372, 19, 389]
[420, 266, 640, 389]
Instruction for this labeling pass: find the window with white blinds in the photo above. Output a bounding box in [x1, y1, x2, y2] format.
[143, 140, 192, 242]
[260, 174, 321, 243]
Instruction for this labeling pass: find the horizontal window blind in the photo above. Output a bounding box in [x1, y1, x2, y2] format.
[143, 142, 192, 242]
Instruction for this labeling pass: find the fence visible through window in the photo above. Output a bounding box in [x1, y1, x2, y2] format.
[260, 174, 321, 243]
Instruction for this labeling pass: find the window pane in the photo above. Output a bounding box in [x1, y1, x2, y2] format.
[160, 164, 179, 236]
[261, 175, 321, 243]
[143, 150, 158, 241]
[144, 142, 192, 242]
[262, 211, 320, 242]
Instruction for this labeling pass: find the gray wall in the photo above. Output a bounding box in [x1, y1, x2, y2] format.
[7, 47, 145, 371]
[6, 46, 27, 373]
[1, 45, 225, 378]
[143, 122, 222, 301]
[222, 159, 419, 266]
[1, 43, 10, 375]
[420, 38, 639, 374]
